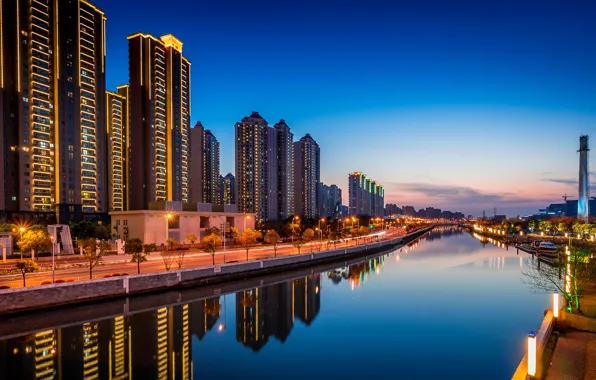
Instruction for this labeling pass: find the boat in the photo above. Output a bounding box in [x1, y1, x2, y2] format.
[537, 241, 558, 257]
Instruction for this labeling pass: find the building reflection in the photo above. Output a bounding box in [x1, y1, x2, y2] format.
[0, 256, 389, 375]
[236, 275, 320, 351]
[426, 226, 463, 241]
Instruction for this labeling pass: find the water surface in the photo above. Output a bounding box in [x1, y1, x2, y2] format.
[0, 227, 548, 379]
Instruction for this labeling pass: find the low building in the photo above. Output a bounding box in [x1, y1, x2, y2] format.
[110, 207, 255, 246]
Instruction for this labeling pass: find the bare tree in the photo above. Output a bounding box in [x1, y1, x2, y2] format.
[523, 248, 596, 313]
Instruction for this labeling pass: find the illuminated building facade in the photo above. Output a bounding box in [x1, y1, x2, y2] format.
[221, 173, 236, 205]
[127, 33, 190, 210]
[203, 129, 220, 205]
[294, 134, 320, 219]
[235, 112, 273, 221]
[0, 0, 107, 223]
[274, 120, 294, 220]
[106, 86, 128, 211]
[348, 172, 384, 217]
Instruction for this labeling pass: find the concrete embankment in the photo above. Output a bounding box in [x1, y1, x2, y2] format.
[511, 310, 556, 380]
[0, 227, 431, 315]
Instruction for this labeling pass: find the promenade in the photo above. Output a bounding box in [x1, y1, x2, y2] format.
[0, 228, 406, 289]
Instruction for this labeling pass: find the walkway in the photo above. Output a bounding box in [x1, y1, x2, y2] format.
[546, 331, 596, 380]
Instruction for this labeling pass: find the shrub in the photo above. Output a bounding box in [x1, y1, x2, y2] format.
[55, 279, 65, 283]
[103, 274, 112, 278]
[0, 285, 10, 289]
[40, 281, 52, 285]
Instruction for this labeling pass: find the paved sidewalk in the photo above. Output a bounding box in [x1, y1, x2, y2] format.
[547, 331, 596, 380]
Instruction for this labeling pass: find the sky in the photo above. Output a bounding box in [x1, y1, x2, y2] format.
[99, 0, 596, 216]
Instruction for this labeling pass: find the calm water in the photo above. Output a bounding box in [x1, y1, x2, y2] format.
[0, 227, 549, 379]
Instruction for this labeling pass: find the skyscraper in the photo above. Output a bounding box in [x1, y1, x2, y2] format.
[274, 120, 294, 220]
[203, 129, 220, 205]
[0, 0, 107, 223]
[221, 173, 236, 205]
[189, 122, 204, 203]
[127, 33, 190, 210]
[349, 172, 384, 217]
[578, 135, 590, 222]
[235, 112, 272, 221]
[294, 134, 320, 219]
[106, 85, 129, 212]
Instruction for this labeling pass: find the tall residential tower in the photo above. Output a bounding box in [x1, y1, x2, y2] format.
[127, 33, 190, 210]
[274, 120, 294, 220]
[294, 134, 320, 219]
[0, 0, 107, 223]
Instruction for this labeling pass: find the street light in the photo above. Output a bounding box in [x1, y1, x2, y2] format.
[292, 216, 300, 243]
[165, 213, 173, 244]
[17, 227, 26, 260]
[318, 218, 325, 243]
[244, 215, 251, 230]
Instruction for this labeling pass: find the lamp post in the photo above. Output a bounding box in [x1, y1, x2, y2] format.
[244, 215, 251, 231]
[18, 227, 26, 260]
[165, 213, 173, 246]
[318, 218, 325, 243]
[50, 236, 56, 284]
[291, 216, 300, 243]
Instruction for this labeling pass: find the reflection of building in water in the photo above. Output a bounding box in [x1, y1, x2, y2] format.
[130, 305, 191, 379]
[98, 315, 131, 380]
[235, 276, 320, 351]
[426, 226, 463, 241]
[59, 322, 100, 378]
[293, 275, 321, 326]
[236, 288, 269, 351]
[190, 297, 221, 340]
[347, 257, 384, 290]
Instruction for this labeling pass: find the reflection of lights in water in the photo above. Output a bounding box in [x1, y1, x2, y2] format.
[218, 324, 224, 332]
[315, 286, 319, 294]
[396, 255, 400, 261]
[376, 267, 380, 275]
[519, 257, 523, 268]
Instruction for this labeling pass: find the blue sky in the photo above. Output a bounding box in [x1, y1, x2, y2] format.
[100, 0, 596, 216]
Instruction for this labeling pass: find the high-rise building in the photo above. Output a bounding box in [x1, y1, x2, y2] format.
[221, 173, 236, 205]
[317, 183, 342, 219]
[294, 134, 320, 219]
[127, 33, 190, 210]
[106, 86, 129, 212]
[348, 172, 384, 217]
[0, 0, 107, 223]
[274, 120, 294, 220]
[578, 135, 590, 222]
[235, 112, 272, 221]
[189, 121, 204, 203]
[203, 129, 220, 205]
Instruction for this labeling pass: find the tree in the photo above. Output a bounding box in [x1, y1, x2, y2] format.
[165, 238, 177, 250]
[538, 220, 552, 234]
[264, 230, 281, 257]
[95, 225, 111, 240]
[0, 223, 16, 232]
[205, 227, 221, 237]
[289, 223, 301, 240]
[161, 252, 176, 271]
[523, 248, 596, 313]
[303, 228, 315, 252]
[358, 226, 369, 242]
[528, 220, 536, 232]
[557, 222, 567, 234]
[239, 228, 262, 261]
[229, 226, 239, 242]
[292, 238, 307, 255]
[202, 233, 222, 265]
[70, 220, 96, 239]
[18, 229, 52, 258]
[186, 233, 198, 245]
[329, 231, 342, 249]
[125, 238, 145, 274]
[15, 260, 38, 287]
[80, 238, 111, 279]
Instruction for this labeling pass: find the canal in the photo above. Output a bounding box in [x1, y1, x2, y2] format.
[0, 227, 549, 379]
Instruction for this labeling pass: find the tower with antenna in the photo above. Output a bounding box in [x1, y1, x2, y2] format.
[578, 136, 590, 222]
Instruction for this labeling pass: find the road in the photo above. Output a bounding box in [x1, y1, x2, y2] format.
[0, 228, 407, 288]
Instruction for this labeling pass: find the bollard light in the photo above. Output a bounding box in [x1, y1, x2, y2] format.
[565, 233, 568, 238]
[578, 233, 581, 239]
[553, 290, 559, 318]
[541, 232, 544, 236]
[527, 331, 537, 376]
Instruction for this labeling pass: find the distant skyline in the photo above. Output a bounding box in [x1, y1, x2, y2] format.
[100, 0, 596, 216]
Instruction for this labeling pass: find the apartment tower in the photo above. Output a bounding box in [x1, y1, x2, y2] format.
[127, 33, 190, 210]
[0, 0, 107, 223]
[235, 112, 272, 221]
[106, 85, 128, 211]
[274, 120, 294, 220]
[294, 134, 320, 219]
[203, 129, 220, 205]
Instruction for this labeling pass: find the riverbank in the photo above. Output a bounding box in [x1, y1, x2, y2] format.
[0, 226, 432, 315]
